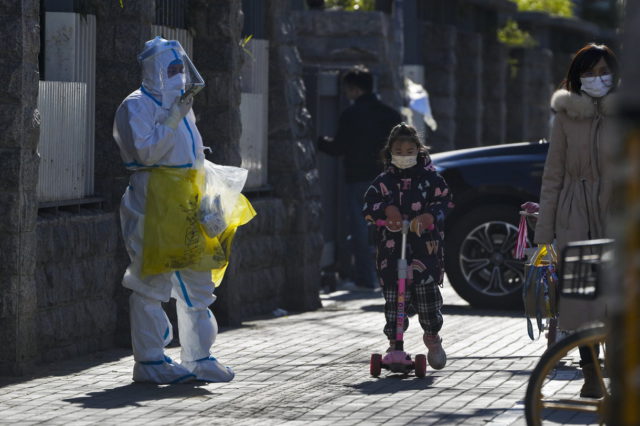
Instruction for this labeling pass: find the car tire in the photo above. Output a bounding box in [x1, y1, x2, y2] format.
[445, 204, 527, 309]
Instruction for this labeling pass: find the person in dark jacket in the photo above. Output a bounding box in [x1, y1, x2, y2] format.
[319, 66, 403, 289]
[363, 123, 454, 369]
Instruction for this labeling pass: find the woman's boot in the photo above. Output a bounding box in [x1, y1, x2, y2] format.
[580, 362, 604, 398]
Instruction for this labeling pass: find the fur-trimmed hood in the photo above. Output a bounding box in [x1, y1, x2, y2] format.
[550, 89, 617, 119]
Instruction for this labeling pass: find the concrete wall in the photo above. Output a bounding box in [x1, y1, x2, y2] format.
[32, 0, 153, 363]
[35, 211, 123, 360]
[214, 0, 324, 325]
[293, 10, 403, 110]
[214, 198, 289, 325]
[265, 0, 323, 312]
[455, 30, 483, 149]
[506, 47, 553, 143]
[422, 23, 457, 152]
[481, 39, 508, 146]
[0, 0, 41, 375]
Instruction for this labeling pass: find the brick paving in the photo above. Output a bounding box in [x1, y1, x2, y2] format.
[0, 282, 601, 425]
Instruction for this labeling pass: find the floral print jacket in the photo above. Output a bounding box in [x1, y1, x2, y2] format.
[362, 156, 454, 287]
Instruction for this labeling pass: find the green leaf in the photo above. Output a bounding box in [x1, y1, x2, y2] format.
[324, 0, 374, 11]
[510, 0, 573, 17]
[240, 34, 253, 48]
[239, 34, 255, 61]
[497, 19, 538, 48]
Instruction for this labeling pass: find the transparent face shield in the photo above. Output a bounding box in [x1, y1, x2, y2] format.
[139, 38, 205, 106]
[167, 53, 205, 100]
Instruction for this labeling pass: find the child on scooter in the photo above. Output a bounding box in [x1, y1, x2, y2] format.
[363, 123, 454, 369]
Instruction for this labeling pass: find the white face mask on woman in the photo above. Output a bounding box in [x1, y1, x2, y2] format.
[391, 155, 417, 169]
[580, 74, 613, 98]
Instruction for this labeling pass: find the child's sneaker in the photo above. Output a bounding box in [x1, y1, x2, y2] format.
[423, 334, 447, 370]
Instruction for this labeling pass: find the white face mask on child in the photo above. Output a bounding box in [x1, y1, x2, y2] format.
[391, 155, 417, 169]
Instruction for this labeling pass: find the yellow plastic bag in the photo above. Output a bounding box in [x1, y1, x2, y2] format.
[204, 193, 256, 285]
[142, 166, 256, 285]
[522, 244, 559, 339]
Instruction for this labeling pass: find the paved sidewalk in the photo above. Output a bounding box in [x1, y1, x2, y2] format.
[0, 283, 598, 425]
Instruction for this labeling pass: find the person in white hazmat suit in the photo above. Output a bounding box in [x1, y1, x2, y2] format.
[113, 37, 234, 384]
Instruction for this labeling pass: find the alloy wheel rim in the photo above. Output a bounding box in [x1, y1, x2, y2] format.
[459, 221, 528, 297]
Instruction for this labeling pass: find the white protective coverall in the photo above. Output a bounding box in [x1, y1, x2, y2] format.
[113, 37, 234, 384]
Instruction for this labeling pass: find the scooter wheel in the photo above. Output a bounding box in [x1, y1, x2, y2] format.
[415, 354, 427, 378]
[370, 353, 382, 377]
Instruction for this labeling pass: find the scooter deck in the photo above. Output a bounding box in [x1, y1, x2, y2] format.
[382, 362, 415, 374]
[381, 350, 415, 374]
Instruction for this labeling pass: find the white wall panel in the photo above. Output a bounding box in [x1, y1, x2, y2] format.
[239, 93, 268, 189]
[240, 39, 269, 189]
[37, 81, 88, 202]
[43, 12, 96, 200]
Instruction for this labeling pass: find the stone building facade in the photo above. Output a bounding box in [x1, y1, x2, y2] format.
[288, 0, 616, 280]
[291, 0, 616, 153]
[1, 0, 619, 376]
[0, 0, 41, 375]
[411, 0, 617, 152]
[216, 0, 323, 325]
[293, 10, 404, 109]
[1, 0, 322, 375]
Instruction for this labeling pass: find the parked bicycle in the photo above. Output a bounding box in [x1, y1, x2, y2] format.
[524, 239, 614, 426]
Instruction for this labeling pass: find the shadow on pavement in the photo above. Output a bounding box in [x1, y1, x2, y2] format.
[321, 289, 383, 301]
[441, 304, 522, 317]
[358, 303, 522, 318]
[542, 409, 598, 424]
[437, 368, 533, 375]
[420, 408, 519, 423]
[0, 349, 133, 388]
[359, 303, 384, 313]
[63, 382, 215, 409]
[347, 375, 435, 395]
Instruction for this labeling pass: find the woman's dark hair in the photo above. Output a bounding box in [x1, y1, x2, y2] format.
[343, 66, 373, 93]
[380, 122, 429, 165]
[563, 43, 619, 94]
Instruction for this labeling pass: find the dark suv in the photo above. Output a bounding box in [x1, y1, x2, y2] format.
[432, 141, 549, 308]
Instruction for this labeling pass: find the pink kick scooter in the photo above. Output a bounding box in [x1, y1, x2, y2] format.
[370, 219, 428, 378]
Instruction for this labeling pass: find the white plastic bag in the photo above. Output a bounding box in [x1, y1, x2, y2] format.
[198, 160, 249, 238]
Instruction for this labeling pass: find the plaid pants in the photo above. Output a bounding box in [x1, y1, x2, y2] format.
[383, 278, 443, 340]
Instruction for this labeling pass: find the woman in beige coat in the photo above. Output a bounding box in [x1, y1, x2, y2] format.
[535, 44, 619, 398]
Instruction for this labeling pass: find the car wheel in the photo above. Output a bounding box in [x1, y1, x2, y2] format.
[445, 204, 529, 309]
